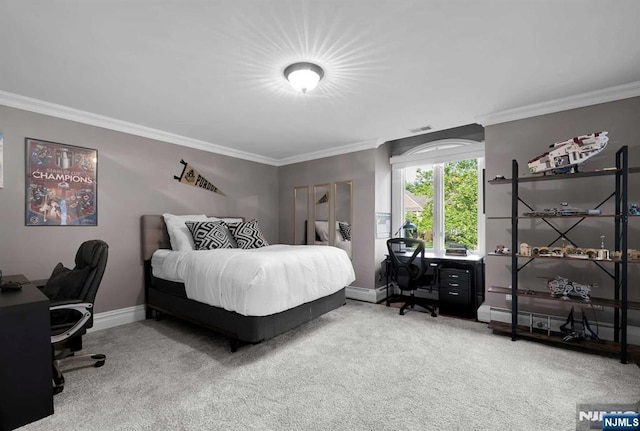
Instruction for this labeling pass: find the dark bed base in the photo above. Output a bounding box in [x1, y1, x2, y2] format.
[143, 261, 346, 352]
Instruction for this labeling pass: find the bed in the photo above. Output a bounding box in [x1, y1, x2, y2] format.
[141, 215, 355, 351]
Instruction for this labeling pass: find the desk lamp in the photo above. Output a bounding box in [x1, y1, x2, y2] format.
[402, 221, 417, 238]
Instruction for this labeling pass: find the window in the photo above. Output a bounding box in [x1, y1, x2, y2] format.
[391, 139, 485, 255]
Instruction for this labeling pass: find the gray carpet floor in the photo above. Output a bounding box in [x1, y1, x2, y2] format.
[20, 300, 640, 431]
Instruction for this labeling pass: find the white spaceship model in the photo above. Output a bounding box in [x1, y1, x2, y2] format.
[527, 131, 608, 175]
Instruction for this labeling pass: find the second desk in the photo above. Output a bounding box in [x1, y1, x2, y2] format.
[385, 252, 484, 318]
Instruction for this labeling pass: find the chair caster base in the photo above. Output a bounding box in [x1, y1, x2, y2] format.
[53, 373, 65, 395]
[399, 304, 411, 315]
[399, 302, 437, 317]
[92, 353, 106, 367]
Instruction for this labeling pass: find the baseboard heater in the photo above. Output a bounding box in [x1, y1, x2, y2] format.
[346, 285, 390, 303]
[477, 304, 640, 346]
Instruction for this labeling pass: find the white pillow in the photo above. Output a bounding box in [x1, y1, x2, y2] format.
[163, 213, 209, 251]
[315, 221, 330, 242]
[213, 217, 244, 224]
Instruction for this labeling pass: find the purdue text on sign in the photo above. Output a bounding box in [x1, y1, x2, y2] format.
[174, 160, 226, 197]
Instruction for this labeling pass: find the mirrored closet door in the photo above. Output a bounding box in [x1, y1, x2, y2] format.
[293, 186, 309, 245]
[333, 180, 353, 258]
[313, 184, 330, 245]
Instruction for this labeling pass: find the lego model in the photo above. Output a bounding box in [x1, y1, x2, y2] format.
[546, 276, 595, 301]
[527, 131, 608, 175]
[494, 245, 510, 254]
[522, 202, 601, 217]
[611, 249, 640, 261]
[560, 306, 600, 342]
[527, 244, 609, 260]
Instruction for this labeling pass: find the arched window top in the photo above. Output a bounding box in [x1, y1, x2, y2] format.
[390, 138, 484, 168]
[403, 139, 480, 156]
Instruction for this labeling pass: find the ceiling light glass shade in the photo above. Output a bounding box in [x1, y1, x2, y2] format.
[284, 62, 324, 93]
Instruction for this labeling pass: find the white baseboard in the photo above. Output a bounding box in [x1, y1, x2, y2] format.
[87, 300, 640, 348]
[477, 303, 640, 346]
[90, 304, 146, 332]
[346, 285, 390, 303]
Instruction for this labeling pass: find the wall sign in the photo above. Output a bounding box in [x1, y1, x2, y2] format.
[376, 212, 391, 239]
[174, 159, 226, 196]
[26, 138, 97, 226]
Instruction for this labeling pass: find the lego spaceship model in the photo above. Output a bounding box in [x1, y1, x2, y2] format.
[527, 131, 608, 175]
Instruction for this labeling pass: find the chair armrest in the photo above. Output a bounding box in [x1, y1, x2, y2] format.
[50, 302, 94, 344]
[49, 298, 83, 308]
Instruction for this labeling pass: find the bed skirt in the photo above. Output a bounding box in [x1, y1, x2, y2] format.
[145, 266, 346, 350]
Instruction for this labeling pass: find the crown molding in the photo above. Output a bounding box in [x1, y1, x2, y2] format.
[4, 82, 639, 167]
[276, 138, 382, 166]
[0, 90, 380, 166]
[476, 81, 640, 126]
[0, 90, 281, 166]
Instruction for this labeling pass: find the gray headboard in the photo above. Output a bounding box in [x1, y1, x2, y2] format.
[141, 215, 171, 261]
[140, 215, 245, 261]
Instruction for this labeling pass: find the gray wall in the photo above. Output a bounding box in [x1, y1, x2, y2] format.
[374, 142, 392, 287]
[484, 96, 640, 324]
[0, 105, 279, 313]
[278, 148, 383, 289]
[388, 123, 484, 157]
[5, 96, 635, 317]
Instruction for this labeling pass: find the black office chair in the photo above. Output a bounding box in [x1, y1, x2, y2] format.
[387, 238, 437, 317]
[40, 239, 109, 394]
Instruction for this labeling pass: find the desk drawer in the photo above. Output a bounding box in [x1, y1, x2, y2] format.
[440, 279, 469, 290]
[439, 287, 471, 308]
[440, 268, 470, 283]
[439, 269, 470, 290]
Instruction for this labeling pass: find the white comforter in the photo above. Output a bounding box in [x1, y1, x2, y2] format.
[152, 245, 355, 316]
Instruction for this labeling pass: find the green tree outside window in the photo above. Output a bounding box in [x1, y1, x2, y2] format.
[405, 159, 478, 250]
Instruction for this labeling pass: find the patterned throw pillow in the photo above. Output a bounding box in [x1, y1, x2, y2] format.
[338, 222, 352, 241]
[226, 219, 269, 249]
[185, 221, 235, 250]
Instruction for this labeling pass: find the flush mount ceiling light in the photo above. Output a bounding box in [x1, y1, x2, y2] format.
[284, 62, 324, 93]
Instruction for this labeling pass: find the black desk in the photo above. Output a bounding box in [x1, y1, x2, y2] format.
[385, 252, 484, 318]
[0, 274, 53, 431]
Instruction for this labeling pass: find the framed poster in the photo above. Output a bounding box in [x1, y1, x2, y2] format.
[25, 138, 97, 226]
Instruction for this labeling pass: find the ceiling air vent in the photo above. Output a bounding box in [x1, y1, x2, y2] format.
[409, 125, 432, 134]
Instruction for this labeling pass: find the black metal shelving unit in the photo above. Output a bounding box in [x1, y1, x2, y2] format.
[488, 146, 635, 364]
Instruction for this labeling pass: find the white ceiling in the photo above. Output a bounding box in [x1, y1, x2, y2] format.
[1, 1, 639, 165]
